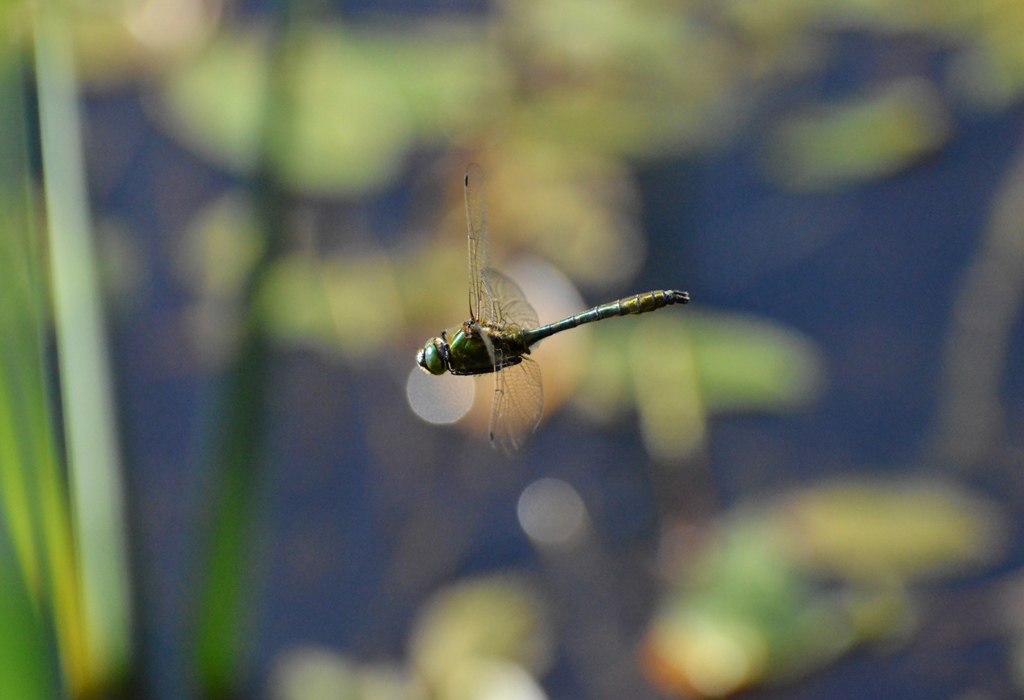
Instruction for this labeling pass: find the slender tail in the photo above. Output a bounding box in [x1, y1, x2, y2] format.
[522, 290, 689, 346]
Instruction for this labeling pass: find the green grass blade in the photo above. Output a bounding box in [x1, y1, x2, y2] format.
[0, 541, 56, 699]
[33, 0, 132, 690]
[0, 14, 67, 699]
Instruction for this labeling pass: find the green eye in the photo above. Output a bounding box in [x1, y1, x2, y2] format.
[417, 341, 446, 375]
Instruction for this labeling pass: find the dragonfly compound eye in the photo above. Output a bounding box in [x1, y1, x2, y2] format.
[417, 340, 447, 375]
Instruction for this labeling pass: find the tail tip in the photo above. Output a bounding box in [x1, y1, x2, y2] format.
[675, 290, 690, 304]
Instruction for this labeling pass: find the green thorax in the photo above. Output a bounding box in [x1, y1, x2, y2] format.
[447, 321, 530, 376]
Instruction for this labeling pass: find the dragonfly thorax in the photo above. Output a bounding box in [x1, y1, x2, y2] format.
[416, 321, 528, 377]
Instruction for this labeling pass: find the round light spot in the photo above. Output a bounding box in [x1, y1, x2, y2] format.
[407, 366, 475, 425]
[517, 478, 588, 546]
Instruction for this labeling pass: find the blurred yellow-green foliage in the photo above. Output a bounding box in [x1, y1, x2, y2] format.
[764, 78, 952, 191]
[644, 480, 1005, 697]
[409, 574, 551, 695]
[263, 574, 549, 700]
[138, 0, 1024, 198]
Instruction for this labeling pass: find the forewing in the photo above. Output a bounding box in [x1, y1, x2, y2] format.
[465, 163, 495, 322]
[490, 356, 544, 455]
[488, 269, 539, 331]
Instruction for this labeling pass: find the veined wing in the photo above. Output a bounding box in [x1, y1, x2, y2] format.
[490, 356, 543, 454]
[465, 163, 495, 323]
[488, 269, 539, 331]
[464, 164, 543, 452]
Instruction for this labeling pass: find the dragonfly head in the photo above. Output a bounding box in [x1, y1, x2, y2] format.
[416, 336, 449, 375]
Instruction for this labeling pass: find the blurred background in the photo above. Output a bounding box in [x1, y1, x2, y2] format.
[3, 0, 1024, 698]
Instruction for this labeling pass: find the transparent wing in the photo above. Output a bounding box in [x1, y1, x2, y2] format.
[490, 356, 544, 455]
[488, 269, 539, 331]
[465, 163, 495, 323]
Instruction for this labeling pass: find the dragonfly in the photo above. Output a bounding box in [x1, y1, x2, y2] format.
[417, 164, 690, 453]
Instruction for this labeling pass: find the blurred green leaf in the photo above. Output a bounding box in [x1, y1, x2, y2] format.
[160, 28, 409, 194]
[777, 480, 1005, 585]
[159, 24, 502, 195]
[644, 513, 853, 696]
[346, 23, 509, 143]
[159, 31, 264, 167]
[178, 193, 266, 300]
[764, 78, 952, 191]
[171, 193, 266, 368]
[629, 316, 705, 461]
[502, 0, 737, 157]
[176, 192, 448, 366]
[511, 86, 725, 160]
[644, 479, 1004, 696]
[950, 18, 1024, 113]
[259, 252, 405, 360]
[573, 311, 823, 454]
[688, 312, 824, 412]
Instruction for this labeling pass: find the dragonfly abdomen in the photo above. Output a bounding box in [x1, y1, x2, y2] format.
[523, 290, 689, 346]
